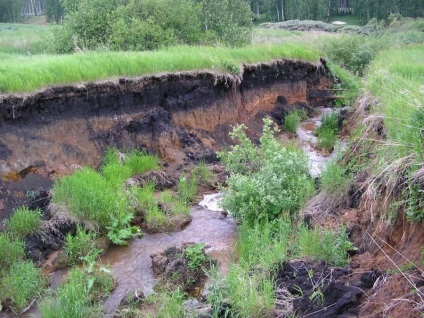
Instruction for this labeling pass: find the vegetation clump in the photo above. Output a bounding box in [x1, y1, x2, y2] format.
[4, 206, 42, 238]
[219, 118, 314, 225]
[284, 109, 306, 134]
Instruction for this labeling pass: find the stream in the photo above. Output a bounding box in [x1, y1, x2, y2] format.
[0, 107, 339, 318]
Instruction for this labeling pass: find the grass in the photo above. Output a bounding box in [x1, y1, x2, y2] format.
[0, 44, 321, 93]
[177, 174, 198, 204]
[143, 289, 185, 318]
[360, 44, 424, 221]
[317, 127, 337, 151]
[0, 233, 25, 268]
[39, 265, 115, 318]
[0, 260, 47, 313]
[5, 206, 42, 238]
[320, 161, 352, 195]
[284, 109, 306, 134]
[0, 23, 49, 54]
[52, 167, 129, 230]
[64, 226, 103, 265]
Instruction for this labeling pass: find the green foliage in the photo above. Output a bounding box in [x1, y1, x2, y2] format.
[297, 226, 354, 266]
[0, 44, 321, 93]
[64, 226, 103, 265]
[192, 160, 212, 186]
[317, 128, 337, 151]
[39, 264, 115, 318]
[324, 34, 375, 75]
[320, 161, 352, 195]
[237, 219, 290, 271]
[284, 109, 306, 133]
[222, 266, 275, 317]
[219, 118, 314, 225]
[0, 261, 47, 313]
[5, 206, 42, 238]
[143, 289, 185, 318]
[0, 233, 25, 268]
[52, 167, 130, 230]
[53, 147, 159, 245]
[185, 243, 207, 270]
[177, 174, 198, 204]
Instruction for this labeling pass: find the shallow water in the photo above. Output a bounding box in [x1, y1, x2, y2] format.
[296, 107, 345, 177]
[100, 206, 236, 316]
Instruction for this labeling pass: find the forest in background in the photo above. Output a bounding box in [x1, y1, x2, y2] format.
[1, 0, 424, 24]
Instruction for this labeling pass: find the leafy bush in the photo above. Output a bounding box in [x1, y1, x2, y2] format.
[5, 206, 42, 238]
[0, 233, 25, 268]
[0, 261, 47, 313]
[324, 34, 375, 75]
[219, 118, 314, 225]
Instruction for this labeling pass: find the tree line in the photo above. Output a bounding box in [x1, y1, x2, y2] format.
[1, 0, 423, 23]
[250, 0, 424, 23]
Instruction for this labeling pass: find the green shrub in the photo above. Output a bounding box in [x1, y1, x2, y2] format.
[1, 261, 47, 313]
[324, 34, 375, 75]
[102, 163, 132, 188]
[192, 160, 212, 185]
[219, 118, 314, 225]
[284, 110, 306, 134]
[0, 233, 25, 268]
[64, 226, 103, 265]
[5, 206, 42, 238]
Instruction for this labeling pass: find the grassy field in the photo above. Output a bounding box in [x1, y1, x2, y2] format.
[0, 23, 49, 54]
[0, 43, 322, 93]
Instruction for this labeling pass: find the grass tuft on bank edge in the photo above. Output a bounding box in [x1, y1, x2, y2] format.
[0, 44, 321, 94]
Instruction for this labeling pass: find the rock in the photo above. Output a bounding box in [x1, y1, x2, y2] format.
[129, 170, 176, 191]
[119, 289, 145, 307]
[0, 200, 4, 211]
[360, 269, 383, 289]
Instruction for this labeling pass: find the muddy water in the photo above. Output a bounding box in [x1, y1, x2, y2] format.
[296, 107, 344, 176]
[100, 206, 236, 316]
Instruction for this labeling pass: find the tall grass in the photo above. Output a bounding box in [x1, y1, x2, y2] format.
[0, 261, 47, 313]
[364, 44, 424, 221]
[0, 44, 321, 93]
[5, 206, 42, 238]
[0, 233, 25, 268]
[0, 23, 49, 54]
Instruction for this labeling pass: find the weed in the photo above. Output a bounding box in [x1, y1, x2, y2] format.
[320, 161, 352, 195]
[143, 289, 185, 318]
[0, 233, 25, 268]
[177, 174, 197, 204]
[185, 243, 207, 270]
[38, 264, 115, 318]
[192, 160, 212, 186]
[124, 150, 159, 175]
[64, 226, 103, 265]
[284, 110, 306, 134]
[317, 112, 339, 135]
[0, 261, 47, 313]
[145, 204, 167, 229]
[317, 127, 337, 151]
[4, 206, 42, 238]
